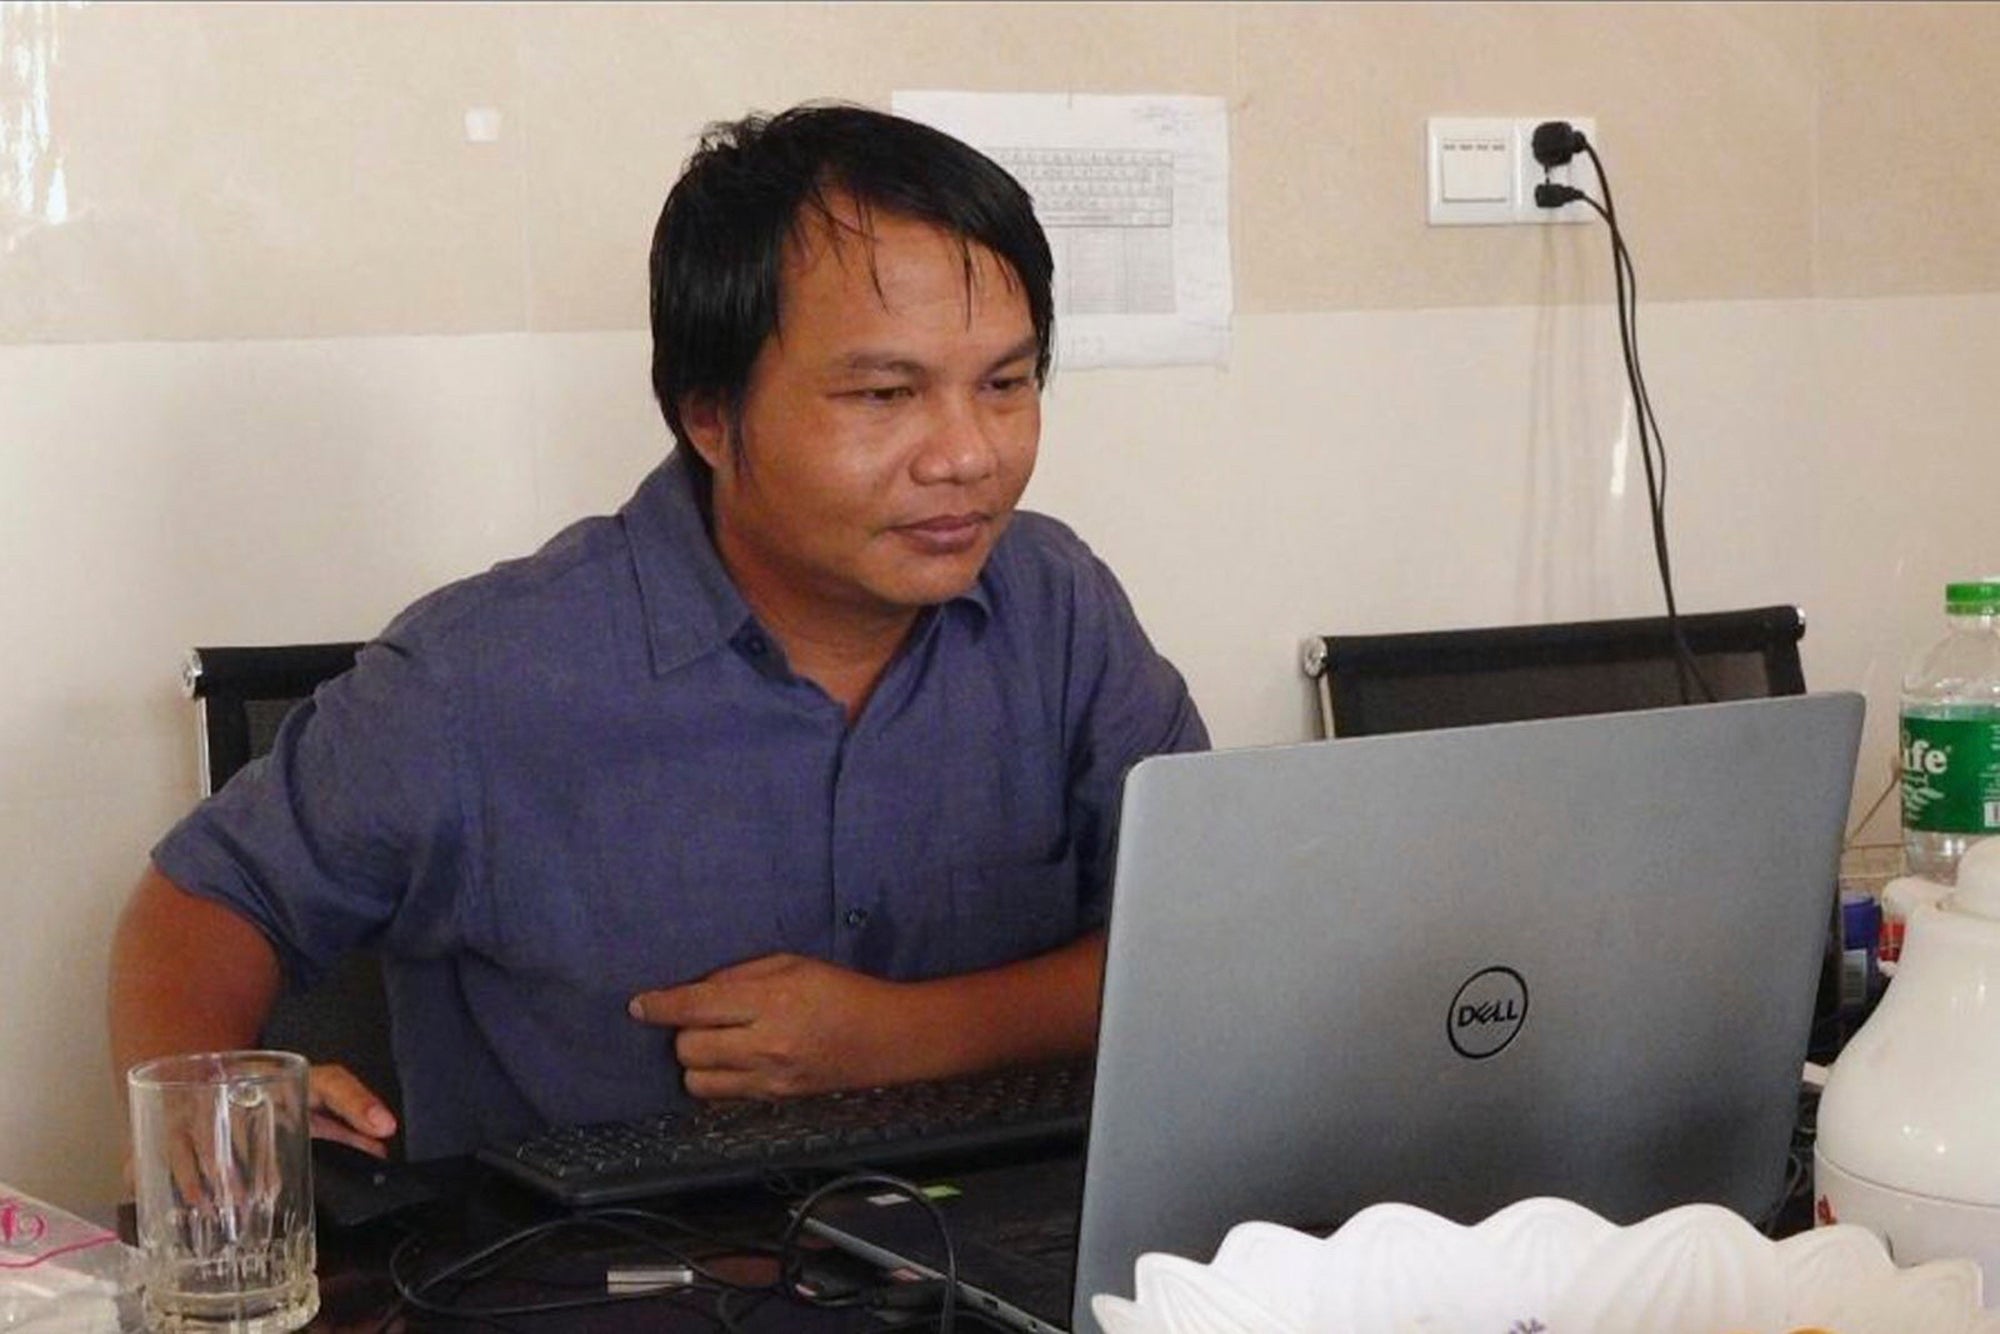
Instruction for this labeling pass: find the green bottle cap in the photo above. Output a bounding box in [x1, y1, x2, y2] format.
[1945, 580, 2000, 614]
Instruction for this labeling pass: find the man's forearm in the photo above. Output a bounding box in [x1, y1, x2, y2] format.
[107, 865, 283, 1085]
[900, 928, 1107, 1078]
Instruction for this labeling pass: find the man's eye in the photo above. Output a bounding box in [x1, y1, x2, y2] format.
[986, 376, 1034, 395]
[849, 386, 913, 404]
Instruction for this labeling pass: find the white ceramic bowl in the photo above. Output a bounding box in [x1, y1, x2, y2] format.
[1089, 1197, 2000, 1334]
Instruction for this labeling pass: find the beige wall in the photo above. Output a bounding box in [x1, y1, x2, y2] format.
[16, 1, 2000, 345]
[3, 1, 1998, 1203]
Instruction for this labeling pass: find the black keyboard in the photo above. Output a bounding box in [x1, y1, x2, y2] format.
[476, 1060, 1093, 1208]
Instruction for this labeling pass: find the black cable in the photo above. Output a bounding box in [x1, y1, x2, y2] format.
[1540, 139, 1714, 704]
[1843, 768, 1901, 848]
[383, 1211, 751, 1325]
[1566, 193, 1671, 610]
[778, 1172, 961, 1334]
[1597, 149, 1713, 703]
[375, 1180, 961, 1329]
[1577, 147, 1674, 619]
[565, 1207, 790, 1294]
[713, 1285, 779, 1333]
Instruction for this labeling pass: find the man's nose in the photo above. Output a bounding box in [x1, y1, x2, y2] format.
[911, 392, 1000, 485]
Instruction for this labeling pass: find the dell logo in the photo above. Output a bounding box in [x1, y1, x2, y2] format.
[1457, 998, 1521, 1026]
[1447, 965, 1529, 1059]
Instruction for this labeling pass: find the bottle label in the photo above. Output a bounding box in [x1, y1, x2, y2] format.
[1900, 714, 2000, 833]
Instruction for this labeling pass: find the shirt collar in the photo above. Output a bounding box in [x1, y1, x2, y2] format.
[619, 451, 994, 679]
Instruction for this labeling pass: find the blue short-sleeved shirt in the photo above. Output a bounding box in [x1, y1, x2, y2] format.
[153, 453, 1207, 1158]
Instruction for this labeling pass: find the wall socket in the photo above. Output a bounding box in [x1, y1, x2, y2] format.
[1427, 116, 1599, 226]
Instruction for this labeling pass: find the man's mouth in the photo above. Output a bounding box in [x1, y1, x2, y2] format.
[892, 513, 989, 554]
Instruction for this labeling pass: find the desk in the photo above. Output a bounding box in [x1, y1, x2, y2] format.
[115, 1093, 1824, 1334]
[120, 1162, 888, 1333]
[124, 1157, 989, 1334]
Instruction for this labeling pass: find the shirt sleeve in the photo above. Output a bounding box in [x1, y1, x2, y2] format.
[1057, 545, 1209, 930]
[150, 636, 471, 992]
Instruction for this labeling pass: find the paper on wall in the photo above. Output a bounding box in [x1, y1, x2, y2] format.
[892, 91, 1232, 370]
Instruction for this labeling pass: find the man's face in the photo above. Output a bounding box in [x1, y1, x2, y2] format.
[685, 202, 1042, 630]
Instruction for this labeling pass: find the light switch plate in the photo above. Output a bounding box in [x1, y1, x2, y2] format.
[1427, 118, 1516, 226]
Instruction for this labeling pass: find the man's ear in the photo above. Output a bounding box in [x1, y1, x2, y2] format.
[680, 394, 732, 473]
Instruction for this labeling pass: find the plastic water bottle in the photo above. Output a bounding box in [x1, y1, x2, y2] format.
[1900, 579, 2000, 883]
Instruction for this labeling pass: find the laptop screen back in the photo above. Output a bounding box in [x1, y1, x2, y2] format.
[1072, 692, 1863, 1328]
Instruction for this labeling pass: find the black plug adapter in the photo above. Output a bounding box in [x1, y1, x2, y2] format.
[867, 1279, 951, 1310]
[1531, 120, 1588, 169]
[1534, 182, 1587, 210]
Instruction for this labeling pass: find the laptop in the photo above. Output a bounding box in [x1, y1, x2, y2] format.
[806, 693, 1865, 1334]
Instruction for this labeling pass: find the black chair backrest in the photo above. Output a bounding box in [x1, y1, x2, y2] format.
[183, 642, 403, 1134]
[185, 643, 367, 792]
[1304, 604, 1807, 738]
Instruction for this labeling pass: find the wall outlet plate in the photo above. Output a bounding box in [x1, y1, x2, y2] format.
[1427, 115, 1599, 226]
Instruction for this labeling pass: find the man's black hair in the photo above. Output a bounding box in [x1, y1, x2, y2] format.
[648, 103, 1055, 478]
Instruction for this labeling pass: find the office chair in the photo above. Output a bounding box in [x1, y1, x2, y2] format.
[185, 643, 367, 794]
[184, 642, 404, 1133]
[1301, 604, 1807, 739]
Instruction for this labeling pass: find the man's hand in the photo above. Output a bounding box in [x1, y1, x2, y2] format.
[309, 1064, 398, 1157]
[628, 953, 910, 1100]
[121, 1062, 399, 1191]
[630, 933, 1108, 1103]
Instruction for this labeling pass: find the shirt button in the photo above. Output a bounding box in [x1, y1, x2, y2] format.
[843, 907, 870, 929]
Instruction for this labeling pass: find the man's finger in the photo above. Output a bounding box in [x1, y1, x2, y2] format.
[672, 1024, 757, 1074]
[309, 1063, 398, 1140]
[682, 1066, 776, 1101]
[309, 1112, 389, 1158]
[167, 1126, 211, 1207]
[628, 981, 756, 1028]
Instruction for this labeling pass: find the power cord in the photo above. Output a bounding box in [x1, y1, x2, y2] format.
[382, 1206, 781, 1327]
[1532, 122, 1715, 706]
[372, 1177, 965, 1333]
[1842, 766, 1902, 851]
[779, 1172, 961, 1334]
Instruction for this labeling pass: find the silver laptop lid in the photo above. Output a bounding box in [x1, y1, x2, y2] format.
[1073, 692, 1864, 1329]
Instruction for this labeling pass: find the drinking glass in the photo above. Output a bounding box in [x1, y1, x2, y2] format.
[127, 1051, 318, 1334]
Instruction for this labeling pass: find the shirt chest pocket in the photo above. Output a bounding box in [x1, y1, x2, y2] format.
[946, 847, 1081, 974]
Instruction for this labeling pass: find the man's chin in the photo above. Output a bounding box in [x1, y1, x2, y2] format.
[873, 551, 992, 610]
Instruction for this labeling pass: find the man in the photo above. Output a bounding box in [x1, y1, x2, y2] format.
[108, 104, 1206, 1161]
